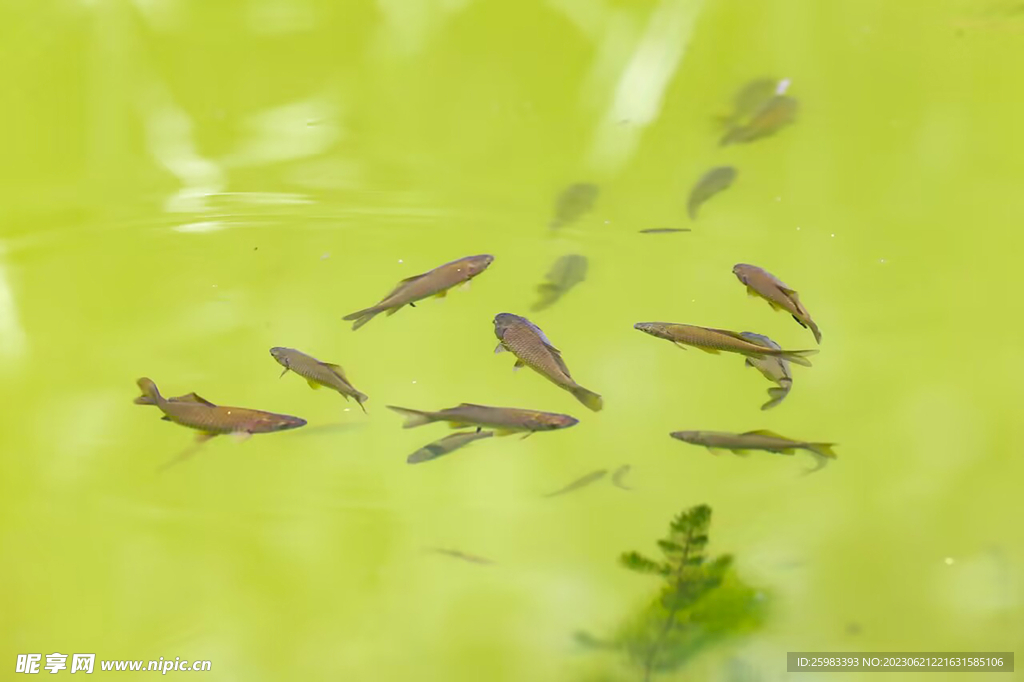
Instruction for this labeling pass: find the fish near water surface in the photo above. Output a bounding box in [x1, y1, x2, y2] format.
[670, 429, 837, 473]
[721, 95, 798, 146]
[738, 332, 793, 410]
[633, 322, 818, 367]
[270, 347, 368, 412]
[134, 378, 306, 441]
[387, 403, 578, 436]
[343, 254, 494, 330]
[733, 263, 822, 344]
[406, 430, 494, 464]
[493, 313, 603, 412]
[688, 166, 737, 219]
[532, 254, 588, 312]
[550, 183, 599, 229]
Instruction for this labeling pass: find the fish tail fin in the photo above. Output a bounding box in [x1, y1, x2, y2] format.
[571, 385, 604, 412]
[386, 405, 436, 428]
[134, 377, 163, 405]
[355, 393, 369, 414]
[779, 349, 818, 367]
[343, 307, 382, 330]
[761, 386, 789, 410]
[807, 442, 838, 459]
[810, 322, 823, 344]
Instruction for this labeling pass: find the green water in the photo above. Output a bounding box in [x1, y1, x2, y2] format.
[2, 0, 1022, 680]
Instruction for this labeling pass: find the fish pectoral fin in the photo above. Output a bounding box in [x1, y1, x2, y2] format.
[435, 289, 448, 298]
[195, 432, 217, 443]
[495, 428, 518, 436]
[408, 302, 416, 308]
[779, 448, 798, 456]
[279, 368, 289, 378]
[672, 342, 689, 351]
[744, 358, 754, 367]
[706, 447, 728, 456]
[745, 286, 759, 298]
[385, 307, 401, 316]
[732, 449, 753, 457]
[447, 422, 472, 429]
[741, 429, 786, 438]
[230, 431, 252, 443]
[792, 314, 809, 329]
[459, 280, 471, 291]
[306, 379, 322, 390]
[170, 392, 216, 406]
[697, 347, 722, 355]
[513, 359, 526, 370]
[494, 342, 506, 354]
[520, 431, 534, 440]
[160, 415, 172, 421]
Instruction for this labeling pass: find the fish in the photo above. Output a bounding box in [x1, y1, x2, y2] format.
[738, 332, 793, 410]
[269, 346, 368, 412]
[343, 254, 494, 330]
[733, 263, 822, 343]
[550, 183, 599, 228]
[633, 322, 818, 367]
[134, 377, 306, 441]
[424, 547, 495, 565]
[406, 430, 494, 464]
[387, 403, 578, 436]
[638, 228, 691, 234]
[543, 469, 607, 497]
[717, 77, 779, 129]
[532, 254, 588, 312]
[493, 313, 603, 412]
[670, 429, 837, 473]
[611, 464, 632, 490]
[721, 95, 798, 146]
[687, 166, 737, 219]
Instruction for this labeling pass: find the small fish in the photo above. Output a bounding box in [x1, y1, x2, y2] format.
[532, 254, 588, 312]
[611, 464, 632, 490]
[688, 166, 737, 220]
[638, 228, 691, 234]
[406, 430, 494, 464]
[738, 332, 793, 410]
[550, 183, 599, 228]
[494, 313, 603, 412]
[670, 429, 837, 472]
[424, 547, 495, 565]
[343, 254, 494, 330]
[387, 403, 578, 436]
[733, 263, 822, 343]
[134, 378, 306, 441]
[543, 469, 607, 497]
[270, 347, 368, 412]
[634, 322, 818, 367]
[717, 78, 779, 129]
[721, 95, 798, 146]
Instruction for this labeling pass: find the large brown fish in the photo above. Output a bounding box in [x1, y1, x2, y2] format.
[738, 332, 793, 410]
[687, 166, 737, 220]
[134, 378, 306, 441]
[406, 430, 494, 464]
[670, 429, 836, 472]
[270, 347, 368, 412]
[721, 95, 798, 146]
[343, 254, 494, 330]
[532, 254, 588, 312]
[733, 264, 821, 344]
[550, 183, 599, 229]
[387, 403, 578, 436]
[633, 322, 818, 367]
[493, 313, 603, 412]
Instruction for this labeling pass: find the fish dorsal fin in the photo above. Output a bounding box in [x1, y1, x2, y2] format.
[456, 402, 488, 409]
[382, 272, 427, 298]
[523, 318, 559, 351]
[706, 327, 751, 342]
[169, 392, 216, 406]
[323, 362, 348, 380]
[741, 429, 787, 438]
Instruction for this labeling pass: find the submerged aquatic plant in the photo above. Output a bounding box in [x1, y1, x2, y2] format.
[576, 505, 766, 681]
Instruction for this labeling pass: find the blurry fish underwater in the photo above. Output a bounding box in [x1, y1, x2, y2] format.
[406, 430, 494, 464]
[738, 332, 793, 410]
[543, 469, 607, 497]
[721, 94, 798, 146]
[717, 77, 779, 129]
[532, 254, 588, 312]
[688, 166, 737, 219]
[493, 313, 603, 412]
[638, 228, 691, 234]
[270, 346, 368, 412]
[611, 464, 632, 490]
[343, 254, 494, 330]
[634, 322, 818, 367]
[670, 429, 837, 473]
[387, 403, 578, 436]
[550, 182, 599, 229]
[134, 378, 306, 441]
[733, 263, 822, 344]
[424, 547, 495, 565]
